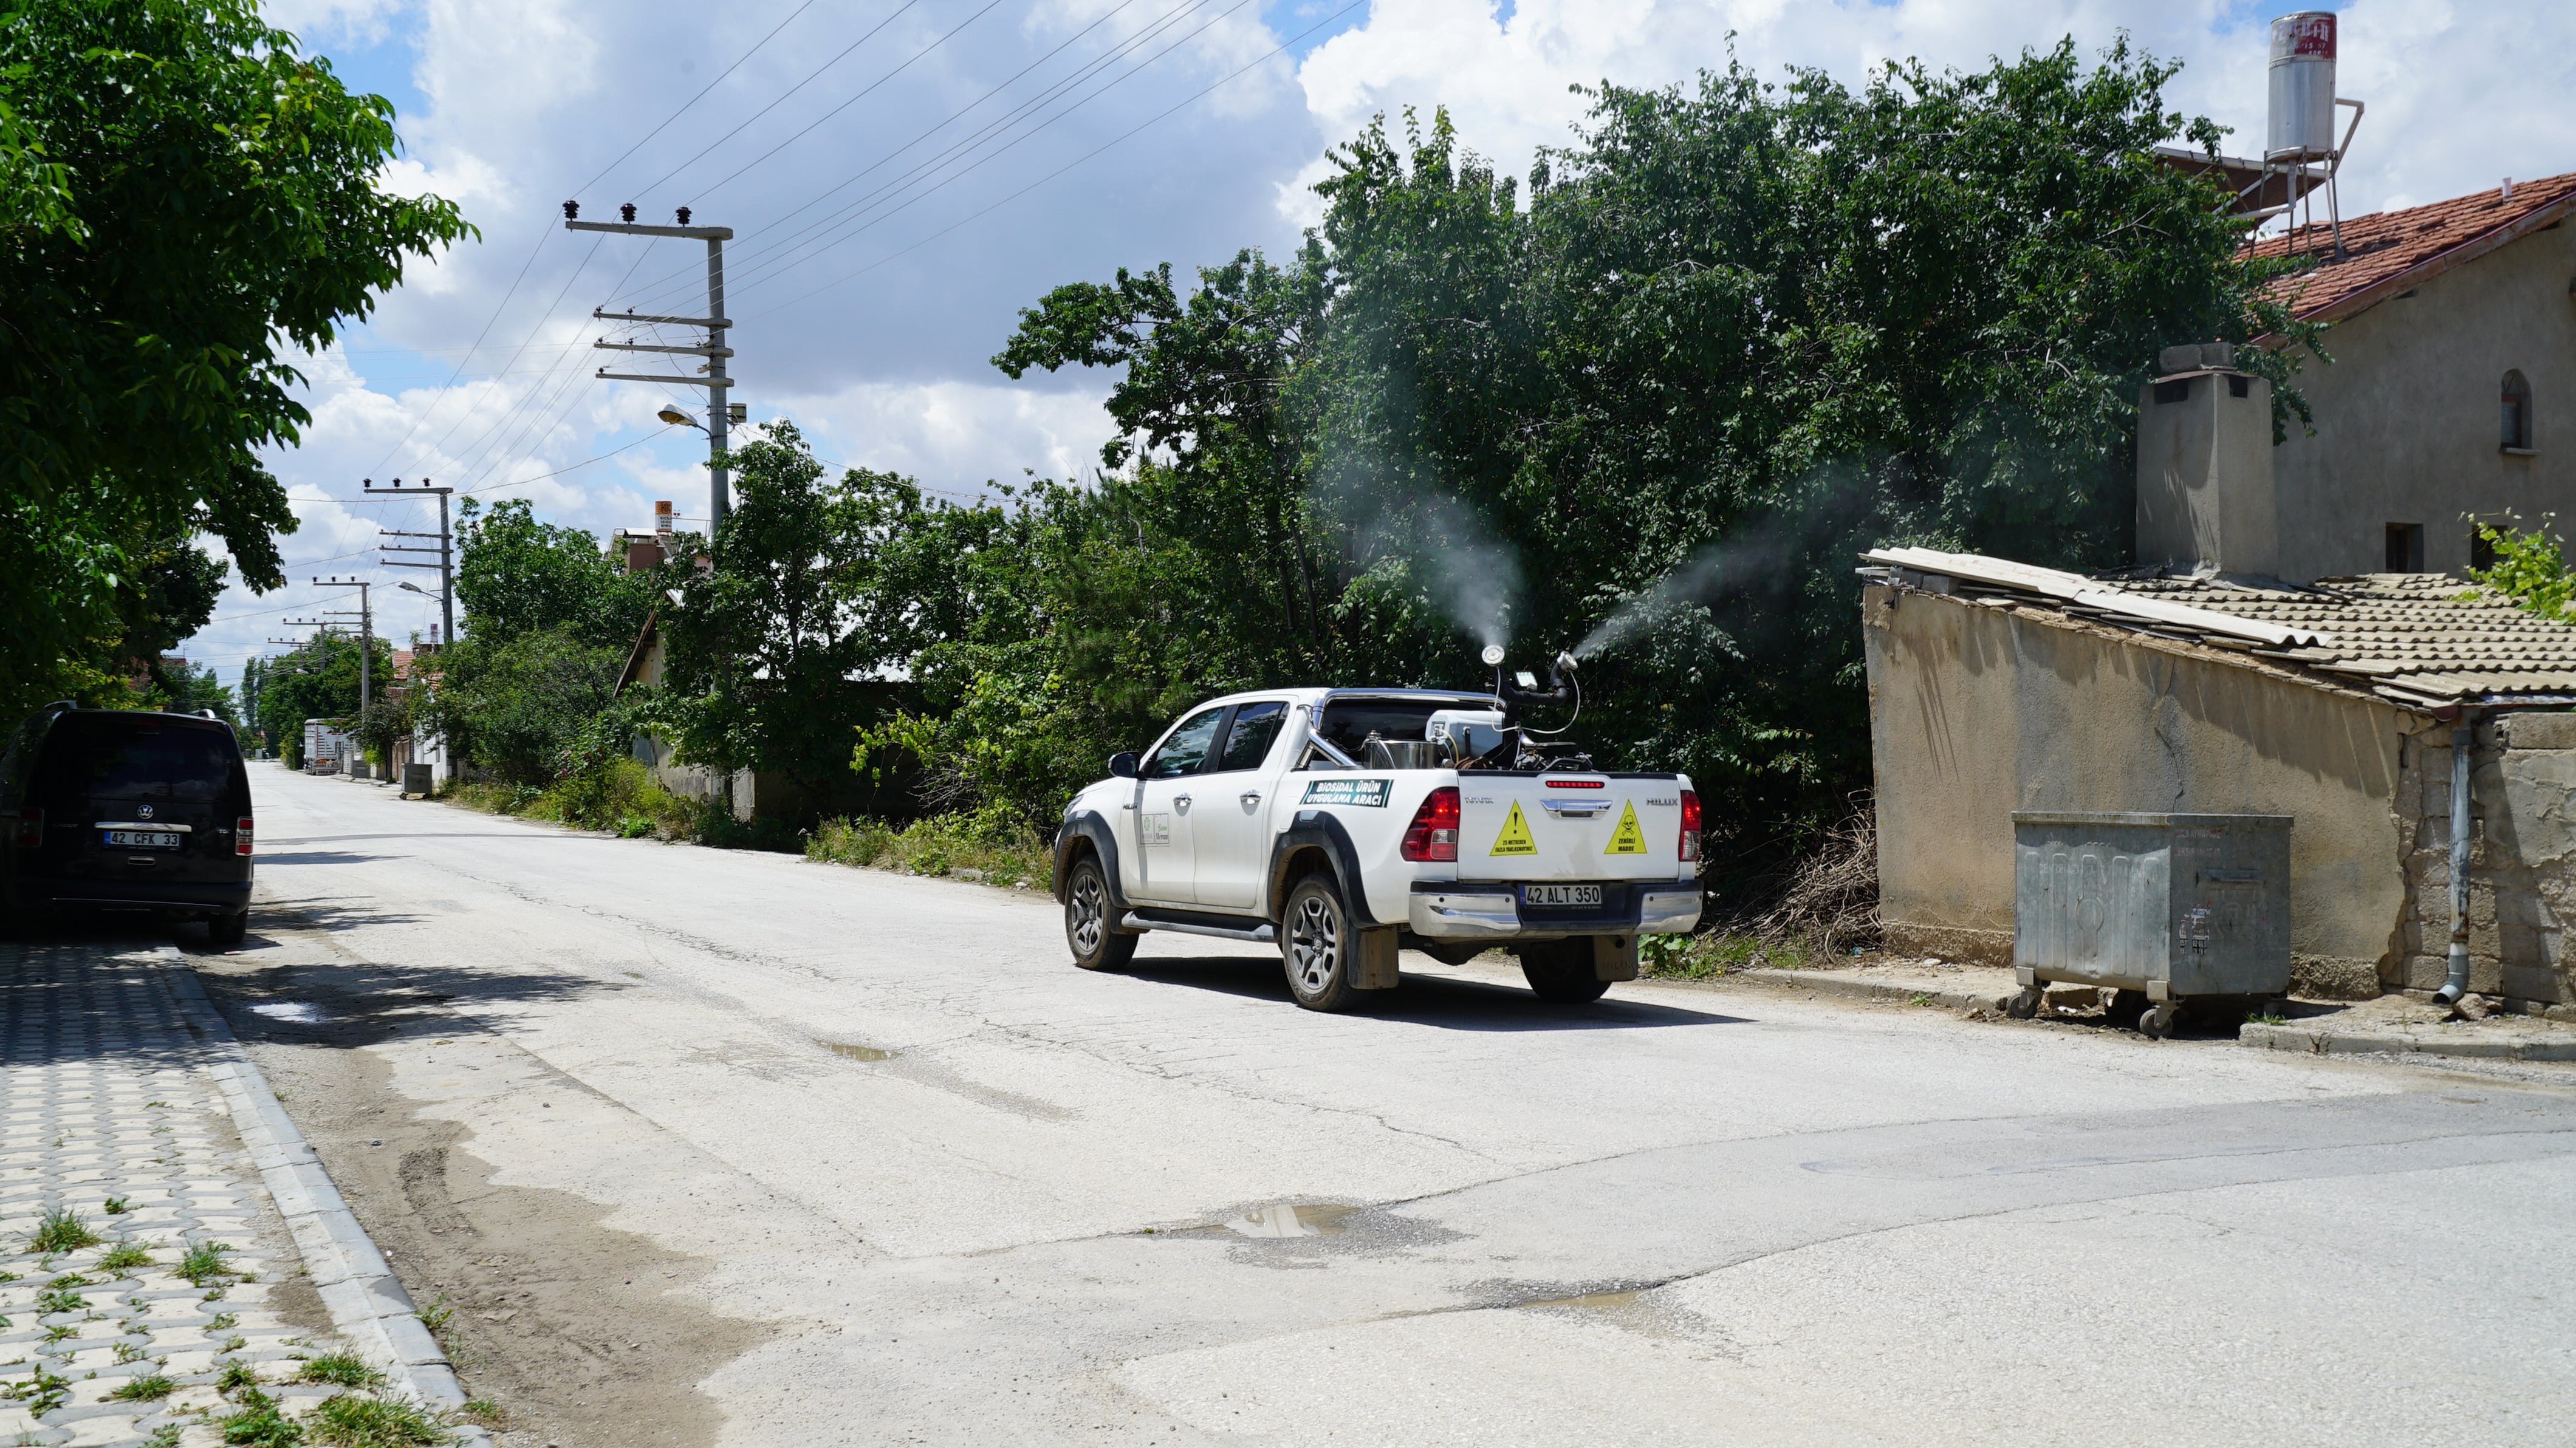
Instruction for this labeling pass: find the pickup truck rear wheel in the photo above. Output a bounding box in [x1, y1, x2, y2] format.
[1519, 939, 1611, 1003]
[1064, 856, 1137, 972]
[1281, 875, 1360, 1013]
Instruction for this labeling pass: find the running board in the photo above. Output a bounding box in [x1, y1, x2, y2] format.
[1121, 910, 1276, 944]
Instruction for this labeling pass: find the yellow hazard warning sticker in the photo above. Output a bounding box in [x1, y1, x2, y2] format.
[1489, 800, 1537, 856]
[1605, 801, 1649, 855]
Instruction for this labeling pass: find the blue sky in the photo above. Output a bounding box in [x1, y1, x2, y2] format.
[196, 0, 2576, 688]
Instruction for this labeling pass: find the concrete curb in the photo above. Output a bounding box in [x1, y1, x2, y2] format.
[2239, 1020, 2576, 1062]
[151, 947, 493, 1447]
[1734, 969, 2006, 1013]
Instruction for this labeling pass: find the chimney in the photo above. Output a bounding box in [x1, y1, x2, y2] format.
[2136, 343, 2278, 578]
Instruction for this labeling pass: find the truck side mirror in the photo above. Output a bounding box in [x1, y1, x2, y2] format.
[1107, 751, 1139, 779]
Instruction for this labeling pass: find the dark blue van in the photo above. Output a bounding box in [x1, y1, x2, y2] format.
[1, 704, 254, 943]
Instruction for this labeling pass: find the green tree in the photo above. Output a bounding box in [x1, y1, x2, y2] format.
[453, 498, 659, 651]
[413, 629, 619, 783]
[0, 0, 470, 718]
[979, 42, 2311, 884]
[250, 632, 391, 757]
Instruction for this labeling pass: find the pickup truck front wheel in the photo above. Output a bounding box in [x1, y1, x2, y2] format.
[1064, 856, 1137, 972]
[1519, 939, 1611, 1004]
[1281, 875, 1360, 1013]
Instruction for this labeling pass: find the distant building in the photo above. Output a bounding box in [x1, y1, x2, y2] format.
[2139, 172, 2576, 583]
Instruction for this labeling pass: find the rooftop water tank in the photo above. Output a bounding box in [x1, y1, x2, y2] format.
[2267, 12, 2338, 162]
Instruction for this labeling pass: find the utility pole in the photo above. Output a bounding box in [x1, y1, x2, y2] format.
[564, 202, 739, 534]
[366, 476, 454, 650]
[310, 577, 373, 719]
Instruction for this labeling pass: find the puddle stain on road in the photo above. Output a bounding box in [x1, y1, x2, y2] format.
[1222, 1203, 1362, 1238]
[821, 1041, 896, 1062]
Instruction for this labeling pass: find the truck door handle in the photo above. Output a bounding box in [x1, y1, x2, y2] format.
[1240, 791, 1261, 806]
[1174, 794, 1192, 813]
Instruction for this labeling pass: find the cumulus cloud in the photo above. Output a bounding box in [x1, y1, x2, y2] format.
[198, 0, 2575, 685]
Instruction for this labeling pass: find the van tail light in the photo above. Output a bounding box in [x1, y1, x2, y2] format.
[1401, 787, 1460, 862]
[1679, 790, 1701, 863]
[236, 817, 255, 856]
[13, 808, 39, 849]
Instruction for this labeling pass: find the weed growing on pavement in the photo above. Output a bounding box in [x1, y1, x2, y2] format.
[218, 1386, 301, 1446]
[1, 1366, 70, 1415]
[179, 1241, 236, 1286]
[807, 807, 1049, 886]
[113, 1340, 147, 1364]
[98, 1242, 152, 1274]
[27, 1207, 98, 1253]
[1639, 932, 1792, 980]
[143, 1426, 183, 1448]
[109, 1372, 176, 1400]
[39, 1325, 73, 1346]
[461, 1399, 507, 1429]
[306, 1392, 459, 1446]
[298, 1353, 383, 1389]
[2251, 1009, 2289, 1025]
[217, 1361, 260, 1394]
[209, 1312, 239, 1330]
[414, 1296, 453, 1334]
[101, 1196, 131, 1215]
[221, 1335, 248, 1353]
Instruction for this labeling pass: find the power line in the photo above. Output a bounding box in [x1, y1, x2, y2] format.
[617, 0, 1227, 311]
[626, 0, 936, 204]
[575, 0, 826, 195]
[749, 0, 1360, 320]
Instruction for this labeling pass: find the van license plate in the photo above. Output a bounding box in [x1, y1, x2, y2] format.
[1522, 884, 1602, 907]
[103, 830, 180, 849]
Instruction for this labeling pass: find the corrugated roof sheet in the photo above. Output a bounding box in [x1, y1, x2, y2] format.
[2248, 171, 2576, 327]
[1860, 549, 2576, 711]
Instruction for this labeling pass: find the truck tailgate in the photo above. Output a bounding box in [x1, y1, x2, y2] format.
[1456, 773, 1687, 881]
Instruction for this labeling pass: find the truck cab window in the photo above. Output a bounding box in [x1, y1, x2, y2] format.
[1143, 707, 1225, 779]
[1211, 702, 1286, 773]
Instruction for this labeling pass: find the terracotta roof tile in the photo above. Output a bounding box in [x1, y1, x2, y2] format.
[1862, 548, 2576, 710]
[2248, 172, 2576, 327]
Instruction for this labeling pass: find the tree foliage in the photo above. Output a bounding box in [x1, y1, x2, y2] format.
[453, 498, 659, 652]
[0, 0, 469, 717]
[969, 42, 2310, 878]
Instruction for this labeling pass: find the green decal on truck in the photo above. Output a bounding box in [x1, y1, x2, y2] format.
[1302, 777, 1392, 808]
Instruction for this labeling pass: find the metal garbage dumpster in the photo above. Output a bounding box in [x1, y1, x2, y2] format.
[402, 762, 433, 797]
[2009, 811, 2292, 1037]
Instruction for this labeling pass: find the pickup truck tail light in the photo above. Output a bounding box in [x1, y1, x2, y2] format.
[1679, 790, 1701, 862]
[1401, 787, 1460, 862]
[13, 808, 39, 849]
[235, 817, 255, 856]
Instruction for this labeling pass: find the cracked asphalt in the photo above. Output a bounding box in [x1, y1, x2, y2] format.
[188, 764, 2576, 1447]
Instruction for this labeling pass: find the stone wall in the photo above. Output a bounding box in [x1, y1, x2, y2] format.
[2396, 712, 2576, 1006]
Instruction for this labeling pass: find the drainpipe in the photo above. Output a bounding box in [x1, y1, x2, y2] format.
[2434, 712, 2477, 1006]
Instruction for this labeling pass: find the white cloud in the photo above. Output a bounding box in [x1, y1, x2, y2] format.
[196, 0, 2576, 688]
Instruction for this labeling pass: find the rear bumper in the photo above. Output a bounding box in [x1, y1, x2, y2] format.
[1408, 881, 1700, 939]
[13, 876, 251, 914]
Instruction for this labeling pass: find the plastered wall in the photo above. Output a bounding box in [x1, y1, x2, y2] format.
[2272, 220, 2576, 580]
[1863, 583, 2408, 995]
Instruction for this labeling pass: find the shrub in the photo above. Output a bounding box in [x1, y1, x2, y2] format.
[807, 805, 1049, 886]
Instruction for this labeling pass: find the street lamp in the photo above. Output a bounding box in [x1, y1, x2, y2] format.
[657, 405, 705, 432]
[398, 581, 444, 601]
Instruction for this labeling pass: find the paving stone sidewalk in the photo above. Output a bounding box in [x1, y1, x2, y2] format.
[0, 940, 470, 1447]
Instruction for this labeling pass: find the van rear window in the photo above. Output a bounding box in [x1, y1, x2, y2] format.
[42, 719, 239, 802]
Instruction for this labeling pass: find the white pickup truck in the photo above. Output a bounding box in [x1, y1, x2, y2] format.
[1052, 682, 1702, 1011]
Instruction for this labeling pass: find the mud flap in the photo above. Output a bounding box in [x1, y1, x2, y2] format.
[1593, 933, 1639, 983]
[1355, 927, 1403, 989]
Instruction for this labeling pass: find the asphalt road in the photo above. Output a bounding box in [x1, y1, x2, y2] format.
[195, 764, 2576, 1447]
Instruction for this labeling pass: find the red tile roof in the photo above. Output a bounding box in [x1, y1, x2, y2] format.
[2251, 171, 2576, 329]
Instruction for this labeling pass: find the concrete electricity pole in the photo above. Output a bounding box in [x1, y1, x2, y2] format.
[367, 476, 454, 650]
[564, 202, 738, 534]
[312, 577, 373, 718]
